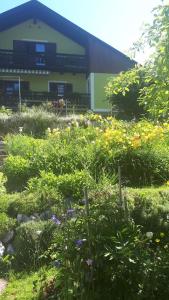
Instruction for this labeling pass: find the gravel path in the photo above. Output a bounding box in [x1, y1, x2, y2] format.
[0, 279, 8, 294]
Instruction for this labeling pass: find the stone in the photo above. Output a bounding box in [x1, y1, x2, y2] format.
[17, 214, 30, 223]
[0, 279, 8, 295]
[0, 242, 5, 257]
[33, 213, 40, 219]
[6, 244, 15, 255]
[30, 215, 37, 221]
[17, 214, 23, 222]
[2, 230, 14, 244]
[21, 215, 30, 223]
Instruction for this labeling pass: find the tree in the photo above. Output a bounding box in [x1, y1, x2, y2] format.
[106, 67, 145, 119]
[106, 2, 169, 120]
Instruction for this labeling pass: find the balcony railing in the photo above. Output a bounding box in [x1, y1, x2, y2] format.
[0, 49, 87, 73]
[0, 91, 91, 110]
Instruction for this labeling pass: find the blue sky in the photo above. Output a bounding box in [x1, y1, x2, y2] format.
[0, 0, 162, 61]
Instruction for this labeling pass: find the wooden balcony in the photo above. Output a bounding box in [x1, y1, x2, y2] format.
[0, 91, 91, 110]
[0, 49, 87, 73]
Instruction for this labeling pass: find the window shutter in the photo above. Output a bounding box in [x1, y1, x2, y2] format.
[45, 43, 56, 69]
[13, 40, 27, 67]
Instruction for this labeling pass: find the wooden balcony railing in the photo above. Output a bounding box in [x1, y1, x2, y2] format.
[0, 91, 91, 110]
[0, 49, 87, 73]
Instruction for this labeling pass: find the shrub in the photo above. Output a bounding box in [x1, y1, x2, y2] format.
[0, 213, 15, 239]
[28, 170, 95, 200]
[126, 187, 169, 232]
[0, 110, 59, 137]
[0, 193, 15, 214]
[45, 188, 169, 300]
[3, 155, 35, 191]
[13, 221, 56, 270]
[0, 172, 6, 194]
[8, 191, 61, 217]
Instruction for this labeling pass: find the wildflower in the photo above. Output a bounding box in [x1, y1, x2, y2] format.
[36, 230, 42, 235]
[155, 239, 160, 243]
[75, 239, 86, 248]
[19, 127, 23, 133]
[160, 232, 165, 238]
[51, 215, 61, 225]
[86, 259, 93, 266]
[146, 232, 154, 239]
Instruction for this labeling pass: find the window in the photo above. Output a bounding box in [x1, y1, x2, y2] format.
[0, 80, 29, 96]
[57, 84, 65, 97]
[49, 82, 73, 97]
[5, 82, 19, 95]
[35, 43, 46, 53]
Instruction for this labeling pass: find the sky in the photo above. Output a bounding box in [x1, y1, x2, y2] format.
[0, 0, 163, 62]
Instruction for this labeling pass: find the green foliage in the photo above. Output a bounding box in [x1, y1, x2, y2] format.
[0, 213, 15, 239]
[0, 173, 6, 194]
[106, 3, 169, 120]
[4, 119, 169, 191]
[8, 191, 61, 217]
[116, 145, 169, 186]
[28, 170, 95, 200]
[106, 69, 145, 119]
[0, 268, 57, 300]
[13, 221, 56, 270]
[0, 110, 59, 137]
[3, 155, 33, 191]
[44, 186, 169, 300]
[126, 186, 169, 232]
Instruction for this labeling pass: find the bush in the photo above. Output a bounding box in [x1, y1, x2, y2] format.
[13, 221, 56, 270]
[28, 170, 95, 200]
[0, 213, 15, 239]
[8, 191, 61, 217]
[0, 172, 6, 194]
[0, 110, 59, 137]
[126, 187, 169, 232]
[44, 187, 169, 300]
[3, 155, 35, 191]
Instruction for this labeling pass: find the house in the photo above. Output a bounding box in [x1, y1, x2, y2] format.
[0, 0, 134, 112]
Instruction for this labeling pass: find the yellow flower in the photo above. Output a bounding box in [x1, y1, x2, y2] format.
[155, 239, 160, 243]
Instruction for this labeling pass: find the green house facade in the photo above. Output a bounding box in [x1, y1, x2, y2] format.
[0, 0, 134, 112]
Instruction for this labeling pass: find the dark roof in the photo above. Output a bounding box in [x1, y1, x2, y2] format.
[0, 0, 135, 73]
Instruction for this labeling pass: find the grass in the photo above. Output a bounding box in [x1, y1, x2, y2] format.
[0, 268, 56, 300]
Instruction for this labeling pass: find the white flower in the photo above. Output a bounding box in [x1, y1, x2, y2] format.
[0, 242, 5, 257]
[146, 232, 153, 239]
[86, 259, 93, 266]
[36, 230, 42, 235]
[19, 127, 23, 133]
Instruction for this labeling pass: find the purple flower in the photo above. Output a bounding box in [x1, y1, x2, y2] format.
[51, 215, 61, 225]
[75, 238, 87, 248]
